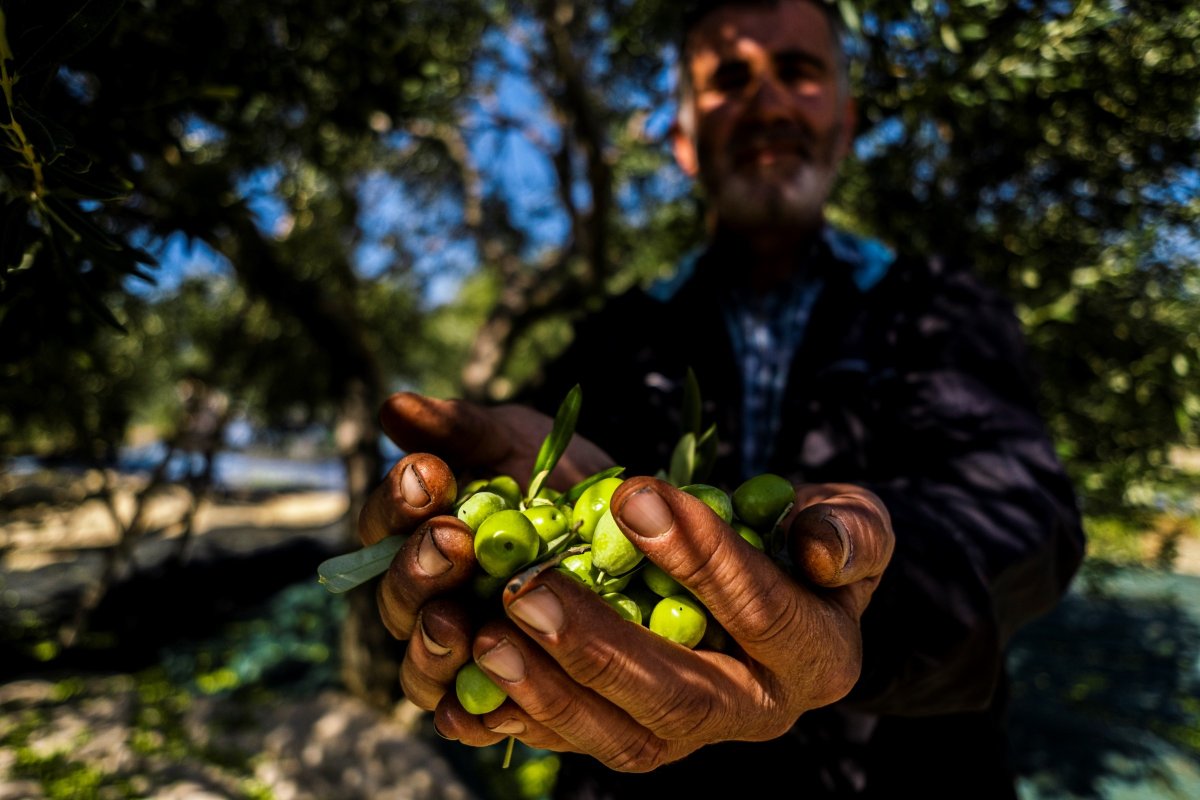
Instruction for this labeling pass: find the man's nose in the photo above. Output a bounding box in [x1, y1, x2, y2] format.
[746, 75, 797, 124]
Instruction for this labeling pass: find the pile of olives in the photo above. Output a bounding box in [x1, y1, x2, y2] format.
[448, 468, 795, 716]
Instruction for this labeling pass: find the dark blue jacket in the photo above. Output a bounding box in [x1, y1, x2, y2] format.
[524, 237, 1086, 797]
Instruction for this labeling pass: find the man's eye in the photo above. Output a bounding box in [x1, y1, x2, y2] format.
[777, 58, 824, 89]
[779, 66, 812, 83]
[711, 63, 751, 91]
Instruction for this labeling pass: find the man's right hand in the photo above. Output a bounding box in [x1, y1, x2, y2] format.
[358, 391, 616, 712]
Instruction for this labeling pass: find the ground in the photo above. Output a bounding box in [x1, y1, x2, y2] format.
[2, 468, 1199, 799]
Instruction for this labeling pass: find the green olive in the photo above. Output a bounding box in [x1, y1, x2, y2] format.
[594, 568, 633, 594]
[641, 561, 685, 598]
[473, 571, 508, 599]
[455, 478, 490, 508]
[732, 473, 794, 530]
[456, 662, 508, 715]
[733, 522, 765, 551]
[486, 475, 523, 510]
[572, 477, 624, 543]
[558, 551, 597, 589]
[522, 504, 571, 552]
[534, 485, 562, 503]
[556, 550, 632, 593]
[623, 583, 660, 625]
[457, 490, 509, 532]
[591, 508, 643, 576]
[601, 592, 643, 625]
[681, 483, 733, 524]
[474, 509, 540, 578]
[648, 594, 707, 649]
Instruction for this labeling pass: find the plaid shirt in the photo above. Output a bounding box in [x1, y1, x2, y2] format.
[717, 225, 895, 479]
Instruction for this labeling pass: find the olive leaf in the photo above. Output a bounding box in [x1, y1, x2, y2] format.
[525, 468, 552, 507]
[559, 465, 625, 507]
[835, 0, 861, 35]
[317, 535, 406, 594]
[766, 501, 796, 563]
[668, 432, 696, 487]
[526, 383, 582, 502]
[694, 423, 719, 483]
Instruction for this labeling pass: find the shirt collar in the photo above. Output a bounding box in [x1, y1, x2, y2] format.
[821, 225, 896, 293]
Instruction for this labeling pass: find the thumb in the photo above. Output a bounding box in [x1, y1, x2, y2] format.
[787, 486, 894, 613]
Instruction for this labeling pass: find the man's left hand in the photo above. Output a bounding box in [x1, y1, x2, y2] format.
[432, 477, 894, 772]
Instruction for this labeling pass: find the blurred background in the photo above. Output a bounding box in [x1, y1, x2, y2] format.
[1, 0, 1198, 797]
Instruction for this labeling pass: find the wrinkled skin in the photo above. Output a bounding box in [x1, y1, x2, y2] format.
[361, 392, 894, 772]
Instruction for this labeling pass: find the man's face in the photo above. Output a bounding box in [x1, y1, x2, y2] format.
[674, 0, 855, 236]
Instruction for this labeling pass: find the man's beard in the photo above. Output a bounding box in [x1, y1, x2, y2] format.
[709, 160, 837, 234]
[701, 122, 844, 235]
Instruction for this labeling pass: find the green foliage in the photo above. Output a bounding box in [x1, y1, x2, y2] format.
[0, 3, 156, 324]
[159, 580, 345, 697]
[0, 0, 487, 456]
[0, 291, 162, 458]
[1083, 514, 1155, 567]
[831, 0, 1200, 513]
[3, 0, 1198, 541]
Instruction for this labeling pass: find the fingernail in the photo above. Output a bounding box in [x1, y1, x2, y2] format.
[508, 586, 564, 636]
[478, 639, 526, 683]
[824, 513, 853, 569]
[418, 615, 451, 656]
[490, 720, 526, 736]
[402, 465, 431, 507]
[619, 488, 674, 538]
[418, 532, 451, 576]
[432, 719, 453, 740]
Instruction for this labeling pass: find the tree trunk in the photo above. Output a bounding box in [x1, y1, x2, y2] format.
[189, 200, 406, 710]
[334, 375, 407, 710]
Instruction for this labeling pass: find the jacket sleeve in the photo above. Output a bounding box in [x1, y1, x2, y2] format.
[844, 263, 1086, 716]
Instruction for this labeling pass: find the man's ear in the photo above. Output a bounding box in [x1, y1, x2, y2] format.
[670, 118, 700, 177]
[835, 96, 858, 163]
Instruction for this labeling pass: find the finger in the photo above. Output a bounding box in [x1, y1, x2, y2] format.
[436, 696, 574, 751]
[377, 515, 476, 640]
[379, 392, 513, 470]
[609, 478, 800, 655]
[398, 599, 473, 711]
[609, 478, 856, 708]
[358, 453, 458, 546]
[433, 699, 507, 748]
[472, 612, 688, 773]
[501, 561, 787, 749]
[786, 484, 894, 608]
[478, 706, 574, 753]
[429, 623, 578, 753]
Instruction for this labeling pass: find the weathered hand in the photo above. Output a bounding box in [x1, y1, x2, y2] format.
[365, 392, 615, 714]
[431, 477, 894, 771]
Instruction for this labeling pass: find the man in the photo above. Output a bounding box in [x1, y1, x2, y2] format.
[358, 1, 1085, 795]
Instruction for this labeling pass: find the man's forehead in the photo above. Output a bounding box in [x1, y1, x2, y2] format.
[685, 1, 834, 62]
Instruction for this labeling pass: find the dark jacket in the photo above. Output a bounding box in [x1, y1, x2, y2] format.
[523, 236, 1086, 797]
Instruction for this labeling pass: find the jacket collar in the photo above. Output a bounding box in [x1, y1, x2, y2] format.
[647, 223, 895, 303]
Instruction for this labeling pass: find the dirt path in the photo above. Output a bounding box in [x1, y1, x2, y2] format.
[0, 676, 479, 800]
